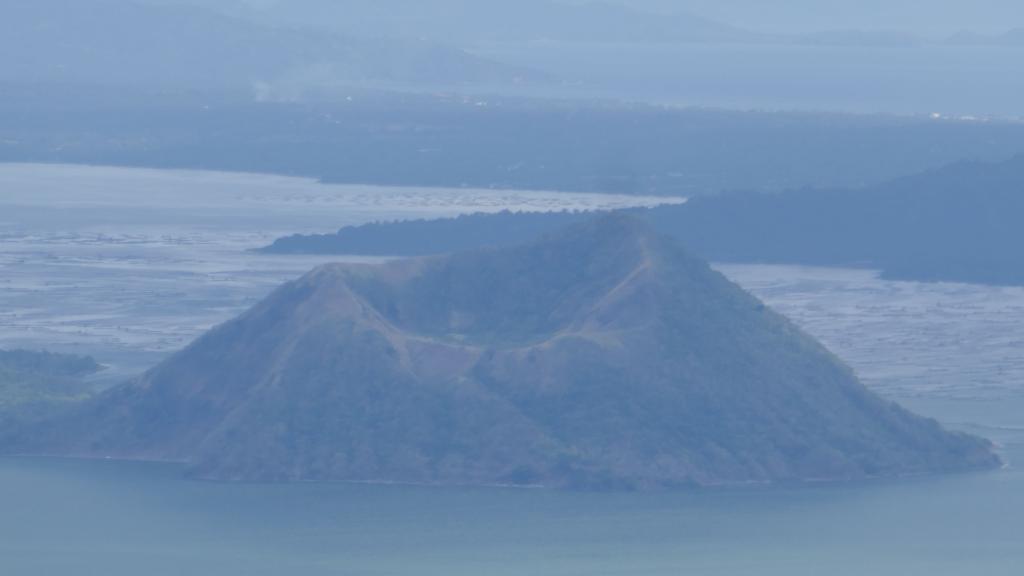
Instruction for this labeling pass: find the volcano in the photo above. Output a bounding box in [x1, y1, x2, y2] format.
[40, 215, 998, 488]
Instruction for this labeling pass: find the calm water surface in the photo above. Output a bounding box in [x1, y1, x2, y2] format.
[1, 450, 1022, 576]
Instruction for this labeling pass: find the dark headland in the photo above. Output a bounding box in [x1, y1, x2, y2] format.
[263, 155, 1024, 287]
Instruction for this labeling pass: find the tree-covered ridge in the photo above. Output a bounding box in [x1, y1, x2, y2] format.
[0, 349, 100, 380]
[35, 216, 997, 488]
[0, 349, 101, 423]
[264, 155, 1024, 286]
[662, 154, 1024, 285]
[264, 210, 597, 256]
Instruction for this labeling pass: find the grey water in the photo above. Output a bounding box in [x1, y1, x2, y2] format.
[2, 447, 1023, 575]
[2, 164, 1023, 574]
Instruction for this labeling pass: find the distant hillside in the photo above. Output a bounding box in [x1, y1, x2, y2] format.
[239, 0, 765, 45]
[0, 0, 539, 94]
[29, 216, 997, 488]
[6, 88, 1024, 195]
[666, 155, 1024, 285]
[263, 156, 1024, 286]
[178, 0, 971, 48]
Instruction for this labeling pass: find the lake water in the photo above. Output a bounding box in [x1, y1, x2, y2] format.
[2, 164, 1023, 574]
[2, 448, 1023, 576]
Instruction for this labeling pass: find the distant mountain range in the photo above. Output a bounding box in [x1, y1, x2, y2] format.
[24, 216, 997, 487]
[263, 155, 1024, 287]
[4, 0, 1021, 109]
[5, 0, 1021, 103]
[172, 0, 1023, 48]
[223, 0, 767, 45]
[0, 0, 541, 95]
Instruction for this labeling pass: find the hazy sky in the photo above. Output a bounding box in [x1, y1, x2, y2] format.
[600, 0, 1024, 35]
[164, 0, 1024, 36]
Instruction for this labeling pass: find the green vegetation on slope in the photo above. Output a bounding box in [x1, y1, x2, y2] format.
[0, 349, 100, 408]
[0, 349, 102, 441]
